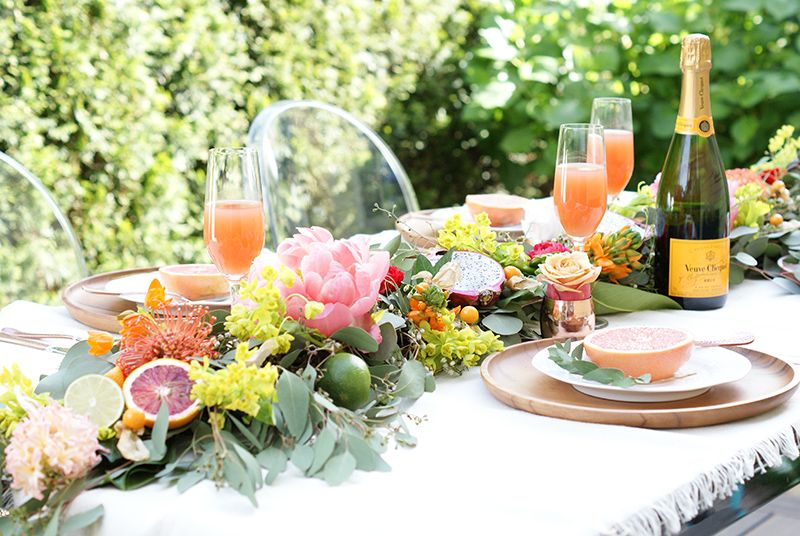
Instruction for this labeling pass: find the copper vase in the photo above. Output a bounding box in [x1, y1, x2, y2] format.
[540, 296, 595, 339]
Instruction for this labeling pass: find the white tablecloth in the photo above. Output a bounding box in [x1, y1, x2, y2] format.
[2, 280, 799, 535]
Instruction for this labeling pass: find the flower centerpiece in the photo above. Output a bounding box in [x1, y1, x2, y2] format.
[536, 251, 601, 338]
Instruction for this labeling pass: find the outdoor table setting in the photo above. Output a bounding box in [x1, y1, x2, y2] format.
[2, 30, 800, 536]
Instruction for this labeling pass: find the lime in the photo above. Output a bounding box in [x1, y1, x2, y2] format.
[318, 353, 371, 410]
[64, 373, 125, 428]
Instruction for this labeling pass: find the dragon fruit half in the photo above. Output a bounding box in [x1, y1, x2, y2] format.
[448, 251, 505, 307]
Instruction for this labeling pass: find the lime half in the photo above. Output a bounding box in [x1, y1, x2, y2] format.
[64, 374, 125, 428]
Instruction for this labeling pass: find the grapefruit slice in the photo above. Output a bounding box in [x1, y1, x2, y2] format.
[64, 374, 125, 428]
[122, 359, 200, 429]
[465, 193, 529, 227]
[583, 326, 694, 381]
[158, 264, 228, 301]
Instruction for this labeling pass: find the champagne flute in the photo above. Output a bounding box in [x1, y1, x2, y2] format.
[553, 123, 608, 250]
[204, 147, 265, 303]
[591, 97, 634, 203]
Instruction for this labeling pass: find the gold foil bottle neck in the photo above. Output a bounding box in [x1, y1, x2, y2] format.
[681, 33, 712, 71]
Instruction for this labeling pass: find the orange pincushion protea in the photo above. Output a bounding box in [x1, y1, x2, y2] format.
[115, 304, 217, 377]
[585, 226, 644, 283]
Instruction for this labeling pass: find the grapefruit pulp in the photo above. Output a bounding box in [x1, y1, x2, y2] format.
[582, 326, 694, 381]
[465, 193, 528, 227]
[122, 358, 200, 429]
[158, 264, 228, 301]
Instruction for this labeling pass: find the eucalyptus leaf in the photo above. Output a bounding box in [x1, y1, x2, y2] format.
[394, 360, 426, 398]
[309, 424, 337, 474]
[34, 354, 113, 398]
[378, 311, 406, 329]
[729, 263, 746, 285]
[411, 253, 434, 276]
[42, 503, 63, 536]
[745, 236, 769, 258]
[431, 249, 454, 274]
[345, 433, 390, 472]
[176, 471, 205, 493]
[424, 374, 436, 393]
[381, 234, 402, 255]
[257, 447, 288, 485]
[583, 367, 634, 386]
[301, 364, 317, 390]
[312, 391, 341, 413]
[331, 326, 379, 353]
[222, 452, 257, 506]
[782, 231, 800, 247]
[145, 403, 170, 461]
[481, 313, 524, 335]
[322, 451, 357, 486]
[276, 371, 310, 438]
[730, 226, 759, 239]
[370, 323, 398, 362]
[278, 349, 302, 368]
[734, 251, 758, 266]
[291, 445, 314, 472]
[772, 276, 800, 294]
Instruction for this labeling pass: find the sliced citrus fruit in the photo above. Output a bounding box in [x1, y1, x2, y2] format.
[104, 365, 126, 387]
[64, 374, 125, 428]
[465, 193, 528, 227]
[122, 358, 199, 429]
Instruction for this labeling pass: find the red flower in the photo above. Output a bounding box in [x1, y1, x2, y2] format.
[528, 241, 569, 259]
[380, 265, 405, 294]
[759, 167, 783, 185]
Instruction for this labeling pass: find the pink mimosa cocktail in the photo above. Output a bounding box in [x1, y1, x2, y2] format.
[604, 129, 634, 196]
[553, 162, 608, 241]
[204, 200, 265, 276]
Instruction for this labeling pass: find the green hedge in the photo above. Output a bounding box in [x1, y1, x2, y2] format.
[388, 0, 800, 207]
[1, 0, 798, 303]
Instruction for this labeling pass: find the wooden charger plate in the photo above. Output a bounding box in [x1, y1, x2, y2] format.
[480, 339, 800, 429]
[62, 267, 159, 332]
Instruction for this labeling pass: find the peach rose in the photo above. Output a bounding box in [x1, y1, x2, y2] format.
[537, 251, 600, 293]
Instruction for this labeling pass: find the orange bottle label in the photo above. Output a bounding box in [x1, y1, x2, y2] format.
[668, 238, 729, 298]
[675, 115, 714, 138]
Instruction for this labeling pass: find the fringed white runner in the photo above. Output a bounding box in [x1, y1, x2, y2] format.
[606, 424, 800, 535]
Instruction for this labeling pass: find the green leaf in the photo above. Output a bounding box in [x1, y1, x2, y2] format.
[331, 326, 379, 353]
[176, 471, 205, 493]
[591, 282, 681, 315]
[731, 115, 759, 146]
[309, 424, 337, 474]
[62, 505, 105, 533]
[765, 0, 796, 19]
[481, 313, 523, 335]
[411, 253, 434, 275]
[734, 251, 758, 266]
[345, 433, 390, 472]
[290, 444, 314, 472]
[145, 403, 169, 461]
[432, 249, 454, 274]
[379, 311, 406, 329]
[730, 226, 759, 239]
[745, 237, 769, 258]
[772, 277, 800, 294]
[583, 367, 634, 386]
[222, 451, 257, 506]
[729, 263, 746, 285]
[257, 447, 288, 485]
[322, 451, 357, 486]
[43, 503, 63, 536]
[278, 349, 302, 368]
[34, 352, 113, 398]
[370, 323, 398, 362]
[381, 234, 402, 255]
[782, 231, 800, 248]
[394, 360, 426, 398]
[276, 371, 310, 438]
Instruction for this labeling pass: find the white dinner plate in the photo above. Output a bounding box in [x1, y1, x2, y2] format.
[105, 272, 232, 307]
[531, 345, 752, 402]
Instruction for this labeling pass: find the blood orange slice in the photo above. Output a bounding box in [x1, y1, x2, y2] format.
[122, 358, 200, 429]
[583, 326, 694, 381]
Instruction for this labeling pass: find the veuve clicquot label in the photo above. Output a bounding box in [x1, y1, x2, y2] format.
[654, 33, 731, 310]
[668, 238, 729, 298]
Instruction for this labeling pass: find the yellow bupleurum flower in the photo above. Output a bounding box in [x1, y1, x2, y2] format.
[225, 266, 293, 355]
[437, 212, 525, 265]
[189, 344, 279, 421]
[0, 364, 50, 437]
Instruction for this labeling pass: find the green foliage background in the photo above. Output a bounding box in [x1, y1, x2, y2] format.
[1, 0, 798, 302]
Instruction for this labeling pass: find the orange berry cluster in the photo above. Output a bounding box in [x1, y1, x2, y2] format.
[407, 296, 447, 331]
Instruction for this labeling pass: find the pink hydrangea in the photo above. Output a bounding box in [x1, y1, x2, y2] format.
[252, 227, 390, 342]
[5, 403, 101, 500]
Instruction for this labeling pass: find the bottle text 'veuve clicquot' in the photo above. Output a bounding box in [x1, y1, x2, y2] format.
[655, 33, 730, 310]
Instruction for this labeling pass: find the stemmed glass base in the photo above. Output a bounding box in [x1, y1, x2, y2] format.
[226, 275, 243, 305]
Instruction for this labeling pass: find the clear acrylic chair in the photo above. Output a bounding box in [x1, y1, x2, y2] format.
[0, 151, 87, 305]
[247, 100, 419, 246]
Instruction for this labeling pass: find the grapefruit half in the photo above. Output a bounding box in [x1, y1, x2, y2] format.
[465, 193, 528, 227]
[122, 358, 200, 429]
[582, 326, 694, 381]
[158, 264, 228, 301]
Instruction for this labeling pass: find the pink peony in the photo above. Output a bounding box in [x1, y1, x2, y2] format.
[528, 241, 570, 259]
[5, 402, 102, 500]
[252, 227, 390, 342]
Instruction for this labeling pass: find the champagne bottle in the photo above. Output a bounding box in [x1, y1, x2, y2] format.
[655, 34, 730, 310]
